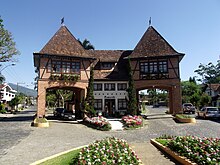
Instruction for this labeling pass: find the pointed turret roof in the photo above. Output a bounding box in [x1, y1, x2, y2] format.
[39, 25, 90, 58]
[129, 26, 184, 59]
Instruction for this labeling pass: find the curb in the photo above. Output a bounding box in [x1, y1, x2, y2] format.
[30, 145, 87, 165]
[150, 139, 196, 165]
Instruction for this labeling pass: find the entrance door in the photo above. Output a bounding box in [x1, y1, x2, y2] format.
[105, 99, 115, 117]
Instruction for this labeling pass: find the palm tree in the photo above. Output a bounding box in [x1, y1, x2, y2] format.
[78, 39, 95, 50]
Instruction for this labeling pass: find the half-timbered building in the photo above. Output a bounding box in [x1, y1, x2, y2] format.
[33, 24, 184, 119]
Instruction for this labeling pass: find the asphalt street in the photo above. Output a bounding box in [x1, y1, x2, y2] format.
[0, 106, 220, 165]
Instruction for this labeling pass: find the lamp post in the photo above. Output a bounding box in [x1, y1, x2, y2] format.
[0, 63, 15, 84]
[0, 63, 16, 73]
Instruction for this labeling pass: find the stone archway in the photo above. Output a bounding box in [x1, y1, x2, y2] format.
[37, 80, 87, 119]
[135, 79, 182, 114]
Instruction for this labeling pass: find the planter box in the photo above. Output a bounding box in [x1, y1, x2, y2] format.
[175, 116, 196, 123]
[33, 122, 49, 128]
[31, 118, 50, 128]
[150, 139, 196, 165]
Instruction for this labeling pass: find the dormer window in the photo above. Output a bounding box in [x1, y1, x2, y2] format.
[101, 62, 115, 70]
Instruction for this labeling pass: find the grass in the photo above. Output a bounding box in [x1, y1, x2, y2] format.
[38, 148, 80, 165]
[175, 114, 193, 119]
[155, 139, 169, 146]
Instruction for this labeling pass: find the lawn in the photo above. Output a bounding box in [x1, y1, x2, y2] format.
[39, 148, 81, 165]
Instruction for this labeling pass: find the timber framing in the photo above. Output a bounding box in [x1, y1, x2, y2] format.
[33, 24, 185, 118]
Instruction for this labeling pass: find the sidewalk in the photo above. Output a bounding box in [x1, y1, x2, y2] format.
[0, 113, 14, 120]
[130, 142, 177, 165]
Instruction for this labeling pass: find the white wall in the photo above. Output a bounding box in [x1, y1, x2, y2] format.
[93, 81, 128, 111]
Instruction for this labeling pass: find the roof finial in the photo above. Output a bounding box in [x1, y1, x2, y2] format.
[61, 17, 64, 26]
[149, 17, 152, 27]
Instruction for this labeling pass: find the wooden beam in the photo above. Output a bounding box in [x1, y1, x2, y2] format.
[168, 58, 179, 79]
[40, 58, 50, 79]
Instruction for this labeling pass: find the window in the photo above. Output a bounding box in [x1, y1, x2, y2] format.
[158, 61, 168, 73]
[118, 99, 127, 110]
[62, 62, 71, 73]
[94, 83, 102, 91]
[117, 83, 127, 91]
[52, 61, 61, 73]
[140, 60, 168, 79]
[101, 63, 115, 70]
[50, 60, 80, 73]
[140, 63, 148, 73]
[71, 62, 80, 73]
[94, 99, 102, 110]
[140, 61, 167, 74]
[104, 83, 115, 91]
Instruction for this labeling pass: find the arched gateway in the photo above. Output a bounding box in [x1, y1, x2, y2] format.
[33, 24, 184, 119]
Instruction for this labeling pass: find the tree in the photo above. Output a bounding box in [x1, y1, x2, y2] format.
[181, 80, 202, 108]
[9, 93, 25, 110]
[200, 93, 211, 107]
[0, 74, 5, 84]
[84, 67, 96, 117]
[0, 16, 19, 62]
[195, 61, 220, 84]
[78, 38, 95, 50]
[127, 58, 137, 115]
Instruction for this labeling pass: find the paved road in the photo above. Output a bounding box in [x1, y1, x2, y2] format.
[0, 106, 220, 165]
[0, 108, 34, 158]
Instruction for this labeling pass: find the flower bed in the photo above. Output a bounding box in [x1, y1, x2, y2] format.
[122, 115, 143, 129]
[175, 114, 196, 123]
[156, 135, 220, 164]
[83, 116, 111, 131]
[72, 137, 142, 165]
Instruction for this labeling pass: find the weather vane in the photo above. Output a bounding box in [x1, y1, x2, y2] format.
[149, 17, 152, 26]
[61, 17, 64, 25]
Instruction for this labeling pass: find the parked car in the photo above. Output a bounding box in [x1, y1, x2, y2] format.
[182, 103, 196, 114]
[53, 108, 75, 120]
[53, 107, 65, 117]
[197, 107, 220, 119]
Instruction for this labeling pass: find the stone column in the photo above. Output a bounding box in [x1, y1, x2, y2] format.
[37, 81, 46, 117]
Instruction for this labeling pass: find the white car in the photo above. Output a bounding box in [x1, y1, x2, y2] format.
[197, 107, 220, 119]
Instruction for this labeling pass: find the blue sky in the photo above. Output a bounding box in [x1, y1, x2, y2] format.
[1, 0, 220, 89]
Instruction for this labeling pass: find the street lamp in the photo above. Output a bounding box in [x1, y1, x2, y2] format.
[0, 63, 16, 73]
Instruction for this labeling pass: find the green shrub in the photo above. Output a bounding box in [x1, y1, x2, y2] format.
[176, 114, 193, 119]
[0, 104, 5, 111]
[0, 109, 7, 114]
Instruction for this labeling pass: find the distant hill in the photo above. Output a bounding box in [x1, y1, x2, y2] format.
[8, 83, 37, 97]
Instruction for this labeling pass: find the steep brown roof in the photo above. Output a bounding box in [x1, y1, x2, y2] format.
[39, 26, 90, 58]
[88, 50, 124, 62]
[129, 26, 184, 58]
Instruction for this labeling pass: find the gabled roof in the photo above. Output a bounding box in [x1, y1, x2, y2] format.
[0, 83, 13, 91]
[39, 25, 90, 58]
[206, 84, 220, 91]
[129, 26, 184, 59]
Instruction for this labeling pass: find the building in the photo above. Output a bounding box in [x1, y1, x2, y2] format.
[204, 83, 220, 107]
[33, 24, 184, 118]
[0, 83, 17, 103]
